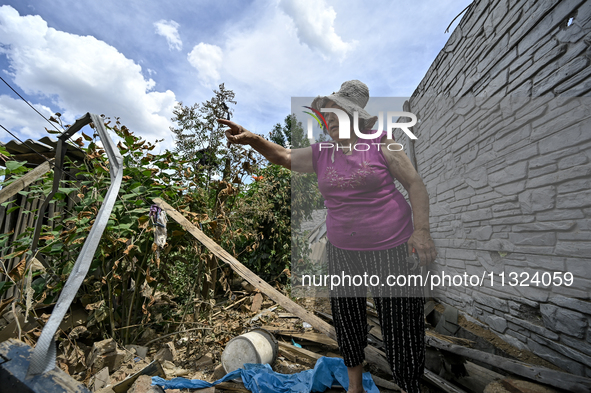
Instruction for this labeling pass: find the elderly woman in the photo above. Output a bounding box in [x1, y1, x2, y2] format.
[218, 80, 436, 393]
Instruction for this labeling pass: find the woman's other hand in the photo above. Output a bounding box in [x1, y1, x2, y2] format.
[217, 119, 255, 145]
[408, 228, 437, 267]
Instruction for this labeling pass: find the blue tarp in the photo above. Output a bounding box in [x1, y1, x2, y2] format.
[152, 356, 380, 393]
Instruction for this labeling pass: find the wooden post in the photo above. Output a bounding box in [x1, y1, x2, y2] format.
[153, 198, 392, 374]
[0, 161, 51, 205]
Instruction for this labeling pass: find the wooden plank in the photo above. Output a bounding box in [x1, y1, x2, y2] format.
[153, 198, 392, 375]
[455, 361, 504, 393]
[371, 374, 401, 391]
[259, 326, 301, 335]
[216, 381, 249, 392]
[277, 341, 320, 367]
[426, 335, 591, 393]
[314, 310, 333, 322]
[278, 341, 322, 360]
[369, 325, 383, 341]
[422, 368, 469, 393]
[0, 161, 51, 204]
[277, 332, 338, 349]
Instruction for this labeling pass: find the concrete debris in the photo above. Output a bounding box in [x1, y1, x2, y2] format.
[89, 366, 110, 392]
[125, 344, 148, 359]
[128, 375, 163, 393]
[87, 338, 131, 373]
[153, 342, 175, 363]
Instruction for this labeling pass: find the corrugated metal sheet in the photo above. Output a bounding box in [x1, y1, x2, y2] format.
[0, 136, 85, 167]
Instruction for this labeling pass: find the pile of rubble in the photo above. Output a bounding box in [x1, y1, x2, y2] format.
[3, 283, 576, 393]
[1, 278, 590, 393]
[2, 201, 590, 392]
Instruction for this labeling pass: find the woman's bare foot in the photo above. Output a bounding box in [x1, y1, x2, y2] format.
[347, 364, 364, 393]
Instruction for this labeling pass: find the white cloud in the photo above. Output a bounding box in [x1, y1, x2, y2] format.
[0, 95, 55, 138]
[153, 19, 182, 51]
[0, 5, 177, 147]
[187, 43, 223, 87]
[278, 0, 356, 60]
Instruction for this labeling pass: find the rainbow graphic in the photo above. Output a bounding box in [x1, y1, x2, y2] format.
[303, 106, 328, 131]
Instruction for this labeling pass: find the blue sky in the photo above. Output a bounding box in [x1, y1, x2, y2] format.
[0, 0, 472, 150]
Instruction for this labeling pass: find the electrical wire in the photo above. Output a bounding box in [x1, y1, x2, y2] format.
[0, 123, 52, 165]
[0, 76, 65, 133]
[0, 76, 79, 147]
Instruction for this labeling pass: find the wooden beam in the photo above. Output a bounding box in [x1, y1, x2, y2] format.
[426, 335, 591, 393]
[422, 368, 469, 393]
[0, 161, 51, 204]
[455, 361, 504, 393]
[276, 332, 339, 350]
[153, 198, 391, 374]
[370, 374, 401, 391]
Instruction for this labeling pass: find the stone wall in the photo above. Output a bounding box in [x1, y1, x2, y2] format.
[407, 0, 591, 376]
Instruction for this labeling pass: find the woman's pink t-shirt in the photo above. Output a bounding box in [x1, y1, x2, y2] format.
[311, 131, 414, 250]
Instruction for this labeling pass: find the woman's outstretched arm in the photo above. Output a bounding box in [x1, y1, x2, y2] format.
[217, 119, 314, 173]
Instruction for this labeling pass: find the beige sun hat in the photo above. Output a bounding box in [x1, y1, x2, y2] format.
[311, 80, 378, 131]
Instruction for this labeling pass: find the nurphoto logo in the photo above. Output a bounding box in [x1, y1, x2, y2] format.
[303, 106, 419, 141]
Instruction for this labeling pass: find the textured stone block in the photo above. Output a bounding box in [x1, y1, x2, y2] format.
[518, 186, 556, 213]
[525, 255, 565, 271]
[484, 314, 508, 333]
[555, 64, 591, 95]
[527, 338, 585, 376]
[532, 334, 591, 369]
[536, 208, 584, 221]
[538, 123, 591, 156]
[557, 177, 591, 194]
[508, 44, 566, 90]
[528, 164, 557, 178]
[515, 0, 585, 53]
[513, 221, 575, 232]
[509, 232, 556, 246]
[510, 283, 550, 303]
[556, 189, 591, 209]
[529, 147, 578, 169]
[488, 162, 527, 187]
[494, 180, 527, 196]
[549, 295, 591, 315]
[462, 208, 493, 222]
[533, 57, 590, 95]
[505, 328, 528, 343]
[473, 226, 493, 241]
[555, 240, 591, 257]
[445, 248, 477, 261]
[474, 292, 509, 312]
[505, 314, 559, 340]
[557, 231, 591, 241]
[540, 303, 587, 338]
[558, 152, 588, 170]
